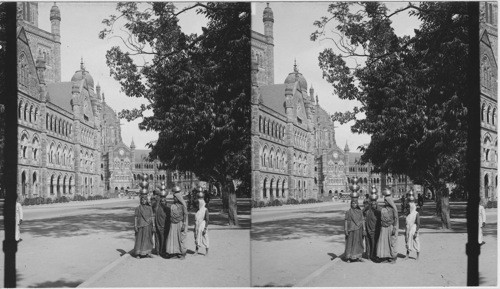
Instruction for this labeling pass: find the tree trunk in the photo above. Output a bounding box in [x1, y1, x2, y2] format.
[220, 182, 229, 214]
[221, 180, 239, 226]
[434, 185, 451, 229]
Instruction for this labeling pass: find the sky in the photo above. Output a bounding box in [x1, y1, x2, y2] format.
[252, 2, 421, 152]
[38, 2, 207, 150]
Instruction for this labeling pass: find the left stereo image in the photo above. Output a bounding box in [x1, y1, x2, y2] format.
[0, 2, 251, 287]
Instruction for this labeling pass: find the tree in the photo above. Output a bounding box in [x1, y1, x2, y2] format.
[100, 2, 250, 226]
[312, 2, 471, 229]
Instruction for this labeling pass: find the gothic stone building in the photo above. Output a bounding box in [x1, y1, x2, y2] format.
[480, 2, 498, 201]
[251, 4, 416, 203]
[16, 3, 199, 199]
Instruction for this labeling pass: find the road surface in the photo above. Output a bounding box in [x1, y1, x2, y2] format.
[1, 197, 250, 287]
[251, 200, 497, 287]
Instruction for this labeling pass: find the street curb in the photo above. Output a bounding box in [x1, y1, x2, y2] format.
[77, 252, 132, 288]
[294, 253, 344, 287]
[253, 201, 345, 213]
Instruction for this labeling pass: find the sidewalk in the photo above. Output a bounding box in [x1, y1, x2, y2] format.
[20, 197, 131, 211]
[252, 200, 341, 213]
[78, 225, 251, 287]
[301, 208, 498, 287]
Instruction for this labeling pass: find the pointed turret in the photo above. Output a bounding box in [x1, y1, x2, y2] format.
[50, 2, 61, 82]
[344, 141, 350, 152]
[309, 84, 315, 99]
[130, 138, 136, 150]
[263, 2, 274, 39]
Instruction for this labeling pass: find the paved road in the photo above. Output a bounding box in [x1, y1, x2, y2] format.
[1, 197, 250, 288]
[251, 201, 497, 287]
[252, 201, 351, 287]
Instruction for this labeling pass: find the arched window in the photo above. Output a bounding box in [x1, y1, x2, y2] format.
[24, 103, 28, 121]
[487, 106, 491, 124]
[482, 103, 485, 122]
[263, 178, 267, 198]
[493, 108, 497, 126]
[18, 101, 23, 119]
[259, 116, 262, 132]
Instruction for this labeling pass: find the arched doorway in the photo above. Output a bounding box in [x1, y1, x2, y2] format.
[50, 175, 55, 195]
[484, 174, 489, 199]
[262, 178, 267, 199]
[57, 175, 62, 197]
[270, 179, 274, 198]
[21, 171, 27, 197]
[69, 176, 73, 194]
[32, 172, 37, 197]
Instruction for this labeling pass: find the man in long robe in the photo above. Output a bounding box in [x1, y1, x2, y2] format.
[166, 187, 188, 259]
[344, 198, 365, 262]
[364, 194, 381, 261]
[134, 195, 155, 258]
[377, 189, 399, 263]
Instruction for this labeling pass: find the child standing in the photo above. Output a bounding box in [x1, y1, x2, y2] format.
[194, 188, 209, 256]
[405, 195, 420, 260]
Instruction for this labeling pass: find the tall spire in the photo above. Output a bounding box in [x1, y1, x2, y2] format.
[344, 140, 350, 152]
[293, 58, 298, 72]
[130, 138, 136, 149]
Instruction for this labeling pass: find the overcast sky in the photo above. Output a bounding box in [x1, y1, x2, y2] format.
[252, 2, 421, 152]
[38, 2, 206, 150]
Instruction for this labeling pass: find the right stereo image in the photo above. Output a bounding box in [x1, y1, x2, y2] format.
[250, 2, 497, 287]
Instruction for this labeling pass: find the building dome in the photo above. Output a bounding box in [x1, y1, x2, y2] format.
[284, 62, 307, 91]
[71, 60, 95, 90]
[263, 3, 274, 22]
[50, 3, 61, 21]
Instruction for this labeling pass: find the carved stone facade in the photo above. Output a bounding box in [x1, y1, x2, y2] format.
[16, 3, 199, 199]
[480, 2, 498, 201]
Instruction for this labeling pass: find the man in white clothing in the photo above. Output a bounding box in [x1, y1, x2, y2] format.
[16, 195, 23, 242]
[478, 198, 487, 245]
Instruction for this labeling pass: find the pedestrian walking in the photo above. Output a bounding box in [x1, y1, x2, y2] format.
[154, 187, 170, 257]
[404, 195, 420, 260]
[194, 187, 210, 256]
[417, 193, 424, 209]
[364, 190, 381, 261]
[134, 195, 155, 258]
[166, 186, 188, 259]
[16, 195, 23, 242]
[344, 196, 365, 263]
[376, 187, 399, 264]
[479, 198, 487, 245]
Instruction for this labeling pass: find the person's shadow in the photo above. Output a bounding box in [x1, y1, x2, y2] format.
[327, 253, 341, 260]
[116, 249, 128, 256]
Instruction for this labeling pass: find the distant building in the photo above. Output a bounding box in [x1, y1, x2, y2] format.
[480, 2, 498, 201]
[251, 4, 416, 203]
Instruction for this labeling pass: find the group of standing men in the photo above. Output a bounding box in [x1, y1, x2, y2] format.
[344, 187, 421, 264]
[133, 186, 210, 260]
